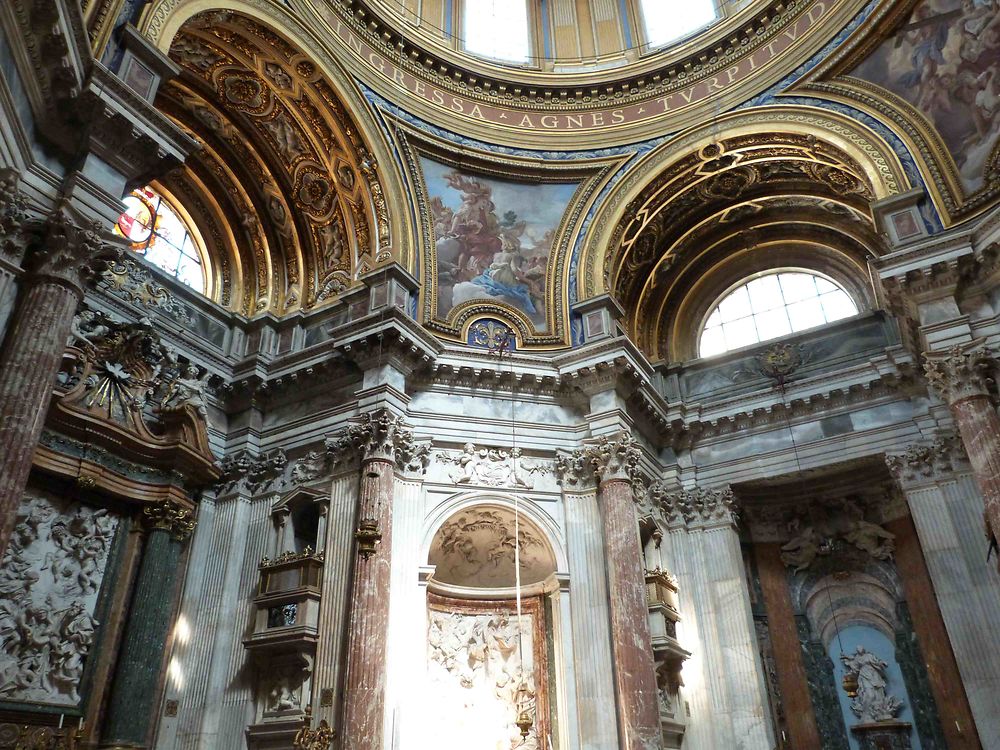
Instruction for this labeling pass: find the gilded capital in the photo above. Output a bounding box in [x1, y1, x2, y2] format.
[27, 201, 122, 295]
[142, 499, 196, 540]
[924, 340, 993, 405]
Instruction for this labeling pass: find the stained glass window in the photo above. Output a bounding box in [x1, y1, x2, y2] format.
[114, 187, 206, 292]
[698, 271, 858, 357]
[639, 0, 718, 50]
[463, 0, 531, 63]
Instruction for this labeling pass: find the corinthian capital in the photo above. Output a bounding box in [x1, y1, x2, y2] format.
[333, 408, 416, 464]
[924, 340, 993, 405]
[142, 499, 196, 540]
[652, 485, 738, 530]
[0, 168, 29, 258]
[885, 434, 968, 486]
[585, 430, 640, 483]
[27, 201, 122, 294]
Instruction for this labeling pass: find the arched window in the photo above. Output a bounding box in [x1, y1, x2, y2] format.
[698, 270, 858, 357]
[638, 0, 718, 50]
[114, 186, 206, 293]
[463, 0, 531, 63]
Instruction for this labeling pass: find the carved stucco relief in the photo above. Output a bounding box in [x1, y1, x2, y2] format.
[428, 506, 555, 589]
[0, 489, 119, 706]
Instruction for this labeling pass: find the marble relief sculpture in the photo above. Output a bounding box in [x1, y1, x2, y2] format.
[778, 499, 896, 571]
[438, 443, 548, 488]
[426, 608, 538, 749]
[0, 491, 118, 705]
[841, 646, 904, 723]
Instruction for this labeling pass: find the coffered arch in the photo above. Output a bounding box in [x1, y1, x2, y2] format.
[138, 1, 413, 314]
[581, 106, 907, 362]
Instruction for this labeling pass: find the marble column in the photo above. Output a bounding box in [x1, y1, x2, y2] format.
[886, 438, 1000, 748]
[0, 206, 118, 556]
[653, 485, 774, 749]
[103, 499, 195, 747]
[924, 340, 1000, 560]
[338, 410, 414, 750]
[583, 432, 663, 750]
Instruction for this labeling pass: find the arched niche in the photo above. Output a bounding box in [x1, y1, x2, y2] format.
[418, 496, 561, 748]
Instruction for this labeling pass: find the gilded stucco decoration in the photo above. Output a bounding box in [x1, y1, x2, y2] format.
[587, 118, 894, 360]
[797, 0, 1000, 224]
[140, 0, 873, 150]
[134, 7, 406, 315]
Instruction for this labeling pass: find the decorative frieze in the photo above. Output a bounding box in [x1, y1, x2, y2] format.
[0, 168, 29, 258]
[142, 499, 196, 540]
[923, 340, 994, 405]
[220, 448, 289, 493]
[99, 257, 194, 324]
[436, 443, 549, 488]
[885, 435, 969, 486]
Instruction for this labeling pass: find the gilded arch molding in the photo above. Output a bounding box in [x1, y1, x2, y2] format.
[579, 105, 908, 305]
[138, 0, 414, 277]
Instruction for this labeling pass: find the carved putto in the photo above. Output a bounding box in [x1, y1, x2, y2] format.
[840, 646, 904, 723]
[0, 491, 118, 706]
[437, 444, 548, 489]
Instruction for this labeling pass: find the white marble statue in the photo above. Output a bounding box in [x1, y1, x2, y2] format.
[160, 364, 210, 418]
[840, 646, 904, 723]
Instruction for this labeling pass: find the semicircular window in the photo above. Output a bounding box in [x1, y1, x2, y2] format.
[699, 270, 858, 357]
[114, 187, 206, 293]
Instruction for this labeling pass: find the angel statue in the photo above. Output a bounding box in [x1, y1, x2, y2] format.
[160, 364, 210, 418]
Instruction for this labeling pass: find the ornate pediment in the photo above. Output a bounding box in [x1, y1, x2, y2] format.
[43, 309, 219, 491]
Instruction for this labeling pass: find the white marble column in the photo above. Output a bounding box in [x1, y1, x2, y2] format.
[887, 438, 1000, 749]
[562, 485, 619, 748]
[654, 486, 774, 750]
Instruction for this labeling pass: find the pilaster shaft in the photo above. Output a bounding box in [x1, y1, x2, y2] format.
[924, 341, 1000, 557]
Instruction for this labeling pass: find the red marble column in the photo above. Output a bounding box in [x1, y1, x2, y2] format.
[589, 432, 663, 750]
[339, 410, 410, 750]
[925, 341, 1000, 566]
[0, 208, 116, 556]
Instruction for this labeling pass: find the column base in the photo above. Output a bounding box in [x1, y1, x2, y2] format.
[850, 720, 912, 750]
